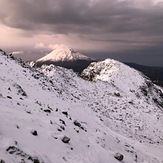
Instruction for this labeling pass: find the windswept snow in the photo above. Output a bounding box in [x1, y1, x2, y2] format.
[0, 50, 163, 163]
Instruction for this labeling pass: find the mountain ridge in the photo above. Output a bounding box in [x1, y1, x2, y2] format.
[34, 48, 163, 85]
[125, 62, 163, 87]
[0, 49, 163, 163]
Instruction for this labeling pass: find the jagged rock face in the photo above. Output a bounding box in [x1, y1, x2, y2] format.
[0, 50, 163, 163]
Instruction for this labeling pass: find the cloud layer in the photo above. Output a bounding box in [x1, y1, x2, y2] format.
[0, 0, 163, 65]
[1, 0, 163, 34]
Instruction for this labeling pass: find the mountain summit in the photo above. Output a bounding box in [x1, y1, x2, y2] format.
[35, 47, 95, 73]
[37, 47, 93, 62]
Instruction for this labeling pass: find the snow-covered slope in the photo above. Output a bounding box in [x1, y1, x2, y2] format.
[81, 59, 144, 94]
[1, 50, 163, 163]
[81, 59, 157, 94]
[37, 47, 93, 62]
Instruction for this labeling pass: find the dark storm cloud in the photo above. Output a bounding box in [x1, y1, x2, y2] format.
[86, 43, 163, 67]
[1, 0, 163, 66]
[1, 0, 163, 35]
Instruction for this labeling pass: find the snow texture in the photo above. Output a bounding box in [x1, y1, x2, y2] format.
[0, 50, 163, 163]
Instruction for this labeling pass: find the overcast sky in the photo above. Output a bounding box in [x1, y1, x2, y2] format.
[0, 0, 163, 66]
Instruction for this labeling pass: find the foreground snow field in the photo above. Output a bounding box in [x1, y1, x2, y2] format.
[0, 50, 163, 163]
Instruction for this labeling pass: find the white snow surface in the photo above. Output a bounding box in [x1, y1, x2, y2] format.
[81, 59, 145, 95]
[0, 51, 163, 163]
[37, 47, 93, 62]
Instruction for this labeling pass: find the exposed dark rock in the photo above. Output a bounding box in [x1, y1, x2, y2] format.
[0, 159, 5, 163]
[73, 120, 86, 131]
[114, 92, 121, 97]
[60, 126, 65, 130]
[43, 109, 51, 113]
[6, 146, 42, 163]
[75, 130, 79, 133]
[7, 96, 12, 99]
[13, 83, 27, 97]
[80, 69, 96, 81]
[57, 128, 62, 132]
[31, 130, 38, 136]
[62, 136, 70, 143]
[135, 154, 138, 162]
[62, 111, 68, 116]
[153, 98, 163, 108]
[59, 119, 66, 126]
[73, 120, 81, 128]
[26, 111, 31, 114]
[114, 153, 124, 161]
[33, 158, 40, 163]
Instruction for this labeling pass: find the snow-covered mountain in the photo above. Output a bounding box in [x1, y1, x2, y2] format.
[35, 47, 95, 73]
[0, 49, 163, 163]
[37, 48, 93, 62]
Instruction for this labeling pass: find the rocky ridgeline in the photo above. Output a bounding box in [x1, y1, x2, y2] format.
[0, 49, 163, 163]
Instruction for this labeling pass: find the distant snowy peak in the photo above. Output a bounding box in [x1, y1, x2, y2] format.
[35, 47, 95, 73]
[37, 47, 94, 62]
